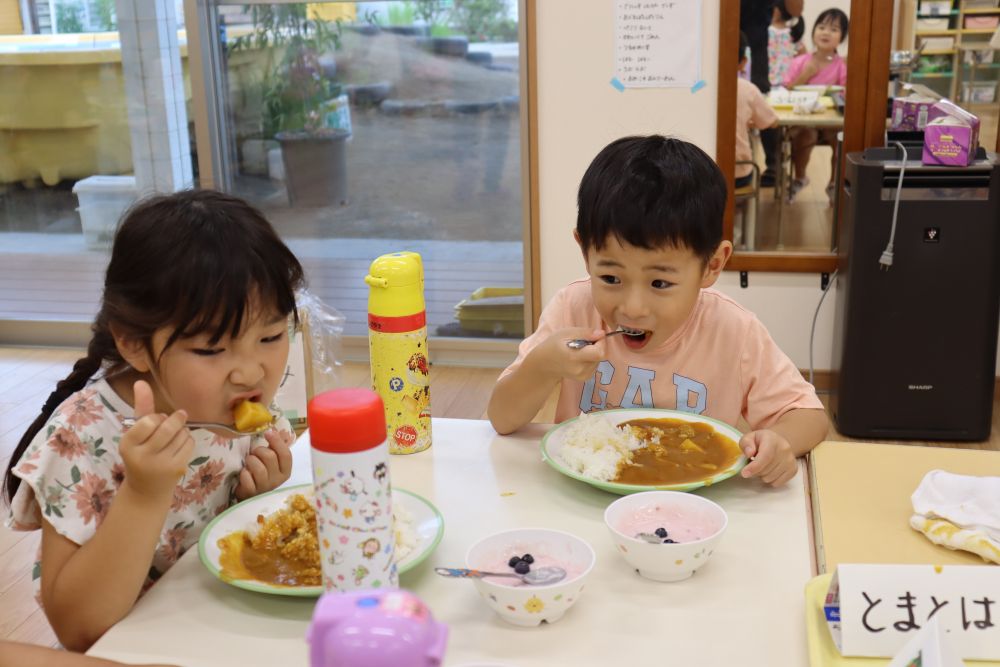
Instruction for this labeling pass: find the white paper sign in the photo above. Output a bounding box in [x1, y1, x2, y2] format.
[614, 0, 701, 88]
[826, 564, 1000, 660]
[887, 617, 967, 667]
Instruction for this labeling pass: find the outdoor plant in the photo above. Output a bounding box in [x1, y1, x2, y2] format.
[451, 0, 516, 42]
[55, 1, 84, 34]
[229, 5, 343, 138]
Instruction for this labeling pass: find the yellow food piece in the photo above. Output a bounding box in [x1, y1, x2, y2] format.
[679, 438, 705, 454]
[233, 400, 272, 432]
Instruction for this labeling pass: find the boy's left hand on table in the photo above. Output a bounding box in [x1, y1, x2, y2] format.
[738, 430, 797, 487]
[234, 429, 293, 500]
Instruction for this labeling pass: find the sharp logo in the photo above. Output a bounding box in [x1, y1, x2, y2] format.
[908, 384, 933, 391]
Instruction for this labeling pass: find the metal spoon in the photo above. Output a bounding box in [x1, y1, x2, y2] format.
[566, 327, 644, 350]
[120, 416, 276, 437]
[635, 532, 678, 544]
[434, 566, 567, 586]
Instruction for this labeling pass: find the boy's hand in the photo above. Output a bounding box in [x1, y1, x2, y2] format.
[120, 380, 195, 502]
[526, 327, 608, 382]
[738, 429, 797, 487]
[234, 428, 293, 500]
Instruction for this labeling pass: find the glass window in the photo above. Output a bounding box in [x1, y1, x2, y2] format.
[214, 1, 525, 339]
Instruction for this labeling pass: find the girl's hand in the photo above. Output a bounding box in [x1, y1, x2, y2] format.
[738, 430, 797, 487]
[527, 327, 608, 382]
[802, 55, 823, 80]
[234, 428, 293, 500]
[119, 381, 195, 502]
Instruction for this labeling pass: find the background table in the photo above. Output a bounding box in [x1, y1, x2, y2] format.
[88, 418, 815, 666]
[809, 440, 1000, 572]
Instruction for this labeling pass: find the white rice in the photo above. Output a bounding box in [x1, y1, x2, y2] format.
[556, 412, 644, 481]
[393, 500, 417, 562]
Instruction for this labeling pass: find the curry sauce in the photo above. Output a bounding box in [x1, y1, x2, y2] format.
[613, 418, 741, 485]
[218, 494, 322, 587]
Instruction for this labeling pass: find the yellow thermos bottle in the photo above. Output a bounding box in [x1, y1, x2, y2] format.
[365, 252, 432, 454]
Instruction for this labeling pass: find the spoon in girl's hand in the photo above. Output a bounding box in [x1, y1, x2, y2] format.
[434, 566, 567, 586]
[120, 416, 275, 437]
[566, 327, 644, 350]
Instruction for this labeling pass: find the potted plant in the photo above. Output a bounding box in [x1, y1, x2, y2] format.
[231, 6, 350, 207]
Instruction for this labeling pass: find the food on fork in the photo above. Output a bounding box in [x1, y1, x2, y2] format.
[233, 400, 273, 432]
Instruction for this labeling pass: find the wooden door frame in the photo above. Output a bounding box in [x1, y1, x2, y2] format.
[718, 0, 893, 273]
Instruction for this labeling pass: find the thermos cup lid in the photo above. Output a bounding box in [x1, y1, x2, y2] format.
[308, 388, 387, 453]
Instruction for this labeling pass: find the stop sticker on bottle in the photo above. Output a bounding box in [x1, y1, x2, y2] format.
[394, 425, 418, 447]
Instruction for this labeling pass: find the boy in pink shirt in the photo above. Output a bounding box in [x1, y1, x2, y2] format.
[488, 136, 828, 487]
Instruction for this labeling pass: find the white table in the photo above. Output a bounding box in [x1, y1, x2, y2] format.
[87, 418, 815, 666]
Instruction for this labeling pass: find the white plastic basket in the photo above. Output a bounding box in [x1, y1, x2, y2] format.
[72, 175, 137, 249]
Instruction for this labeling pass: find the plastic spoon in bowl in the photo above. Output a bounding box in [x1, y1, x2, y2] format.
[119, 416, 276, 437]
[434, 566, 567, 586]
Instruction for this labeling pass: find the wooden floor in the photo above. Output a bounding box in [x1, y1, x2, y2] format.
[1, 346, 997, 648]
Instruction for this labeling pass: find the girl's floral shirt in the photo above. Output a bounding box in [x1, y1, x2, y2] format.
[768, 25, 799, 88]
[6, 378, 293, 600]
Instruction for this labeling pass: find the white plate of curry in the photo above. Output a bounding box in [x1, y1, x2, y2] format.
[197, 484, 444, 597]
[540, 408, 748, 496]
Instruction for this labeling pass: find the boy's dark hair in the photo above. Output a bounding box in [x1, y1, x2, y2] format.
[775, 0, 806, 43]
[814, 8, 848, 40]
[576, 135, 727, 262]
[3, 189, 305, 505]
[739, 30, 749, 63]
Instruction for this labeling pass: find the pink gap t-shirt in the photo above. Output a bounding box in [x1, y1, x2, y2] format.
[783, 53, 847, 88]
[500, 280, 823, 428]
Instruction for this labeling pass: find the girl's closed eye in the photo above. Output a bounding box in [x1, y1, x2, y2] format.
[261, 331, 285, 344]
[191, 346, 224, 357]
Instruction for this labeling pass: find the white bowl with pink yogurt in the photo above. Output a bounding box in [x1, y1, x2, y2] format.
[465, 528, 595, 627]
[604, 491, 727, 582]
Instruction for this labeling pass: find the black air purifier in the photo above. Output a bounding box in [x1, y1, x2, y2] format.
[831, 148, 1000, 440]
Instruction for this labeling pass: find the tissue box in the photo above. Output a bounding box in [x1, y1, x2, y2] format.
[922, 99, 980, 166]
[890, 95, 937, 130]
[923, 116, 975, 166]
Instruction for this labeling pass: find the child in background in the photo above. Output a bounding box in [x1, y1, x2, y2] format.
[737, 31, 779, 190]
[487, 136, 828, 487]
[768, 0, 807, 89]
[784, 8, 849, 201]
[2, 190, 304, 651]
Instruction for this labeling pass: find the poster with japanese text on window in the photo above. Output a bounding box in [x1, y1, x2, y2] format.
[614, 0, 701, 88]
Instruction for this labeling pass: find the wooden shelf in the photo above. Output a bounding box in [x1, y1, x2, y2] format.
[922, 48, 958, 54]
[917, 28, 959, 34]
[962, 27, 1000, 33]
[912, 71, 955, 77]
[962, 7, 1000, 14]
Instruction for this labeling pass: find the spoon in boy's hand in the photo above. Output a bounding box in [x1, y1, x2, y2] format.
[566, 326, 644, 350]
[434, 566, 567, 586]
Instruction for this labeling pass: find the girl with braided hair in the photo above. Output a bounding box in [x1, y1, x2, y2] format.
[3, 189, 304, 651]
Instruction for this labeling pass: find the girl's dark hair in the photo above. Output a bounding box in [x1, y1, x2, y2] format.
[3, 189, 305, 505]
[775, 1, 806, 43]
[576, 135, 727, 263]
[739, 30, 750, 63]
[814, 8, 849, 41]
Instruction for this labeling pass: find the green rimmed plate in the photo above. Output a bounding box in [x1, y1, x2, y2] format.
[198, 484, 444, 597]
[540, 408, 748, 496]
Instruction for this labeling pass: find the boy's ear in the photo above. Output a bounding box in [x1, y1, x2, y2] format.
[700, 241, 733, 288]
[110, 326, 152, 373]
[574, 229, 587, 261]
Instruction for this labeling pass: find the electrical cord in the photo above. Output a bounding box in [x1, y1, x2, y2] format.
[879, 141, 909, 270]
[809, 269, 838, 390]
